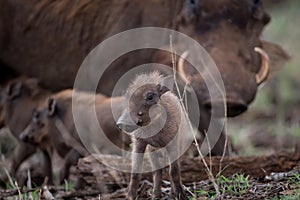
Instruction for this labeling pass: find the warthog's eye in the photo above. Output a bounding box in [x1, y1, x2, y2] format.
[252, 0, 260, 12]
[146, 92, 155, 101]
[253, 0, 260, 5]
[33, 117, 39, 123]
[33, 111, 39, 121]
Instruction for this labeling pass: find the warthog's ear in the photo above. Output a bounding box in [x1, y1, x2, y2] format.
[261, 41, 290, 71]
[158, 75, 174, 96]
[6, 81, 22, 100]
[48, 98, 57, 116]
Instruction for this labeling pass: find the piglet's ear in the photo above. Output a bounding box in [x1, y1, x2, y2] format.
[6, 81, 22, 100]
[26, 78, 39, 90]
[48, 98, 57, 116]
[158, 75, 174, 95]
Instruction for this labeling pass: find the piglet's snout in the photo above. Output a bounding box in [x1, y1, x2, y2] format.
[117, 109, 139, 133]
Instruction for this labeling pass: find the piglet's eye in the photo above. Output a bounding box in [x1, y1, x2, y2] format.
[33, 112, 39, 122]
[146, 92, 154, 101]
[33, 111, 39, 119]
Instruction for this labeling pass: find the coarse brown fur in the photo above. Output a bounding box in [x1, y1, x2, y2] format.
[0, 0, 181, 92]
[0, 0, 286, 95]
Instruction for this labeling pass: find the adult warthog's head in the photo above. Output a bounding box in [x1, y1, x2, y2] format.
[171, 0, 289, 117]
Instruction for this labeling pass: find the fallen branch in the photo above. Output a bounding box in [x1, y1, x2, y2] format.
[72, 151, 300, 190]
[56, 189, 105, 199]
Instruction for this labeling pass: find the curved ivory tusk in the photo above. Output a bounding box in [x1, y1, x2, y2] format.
[177, 51, 190, 84]
[254, 47, 270, 85]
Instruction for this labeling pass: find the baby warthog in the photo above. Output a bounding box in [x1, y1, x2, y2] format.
[117, 71, 193, 200]
[20, 89, 128, 183]
[0, 78, 51, 182]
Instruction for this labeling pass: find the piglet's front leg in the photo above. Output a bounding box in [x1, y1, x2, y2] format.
[128, 141, 147, 200]
[169, 161, 187, 200]
[11, 142, 36, 176]
[59, 149, 81, 183]
[149, 150, 162, 199]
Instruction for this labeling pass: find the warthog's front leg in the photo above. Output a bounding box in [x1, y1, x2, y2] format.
[11, 141, 36, 175]
[128, 141, 147, 200]
[59, 149, 81, 183]
[198, 107, 233, 156]
[169, 160, 187, 200]
[149, 151, 162, 198]
[42, 150, 53, 185]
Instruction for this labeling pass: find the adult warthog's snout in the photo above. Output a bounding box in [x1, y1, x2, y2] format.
[203, 98, 248, 117]
[116, 109, 139, 133]
[177, 46, 271, 119]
